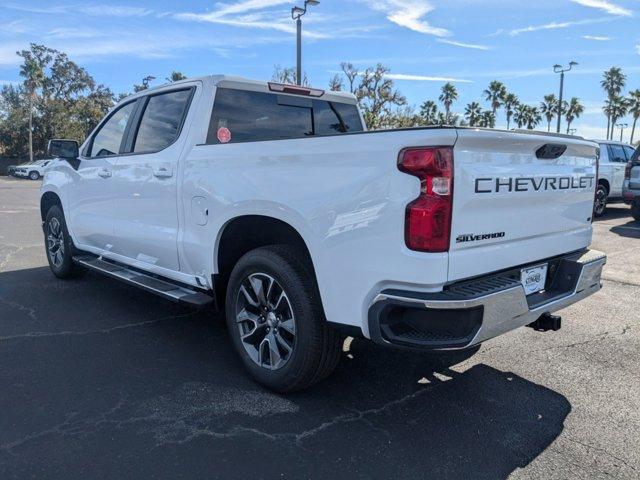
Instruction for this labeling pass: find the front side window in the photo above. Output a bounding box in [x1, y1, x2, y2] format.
[133, 89, 193, 153]
[89, 102, 136, 158]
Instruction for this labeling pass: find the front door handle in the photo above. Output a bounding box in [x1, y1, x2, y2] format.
[153, 166, 173, 178]
[98, 169, 112, 178]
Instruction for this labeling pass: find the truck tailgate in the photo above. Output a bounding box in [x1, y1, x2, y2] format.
[448, 129, 598, 282]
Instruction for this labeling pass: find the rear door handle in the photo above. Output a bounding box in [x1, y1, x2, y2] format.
[98, 169, 111, 178]
[153, 166, 173, 178]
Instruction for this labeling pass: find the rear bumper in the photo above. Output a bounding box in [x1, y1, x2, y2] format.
[368, 249, 606, 350]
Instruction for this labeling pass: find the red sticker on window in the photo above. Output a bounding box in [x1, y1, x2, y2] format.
[217, 127, 231, 143]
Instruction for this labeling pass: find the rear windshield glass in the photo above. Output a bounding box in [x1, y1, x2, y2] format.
[632, 146, 640, 163]
[207, 88, 363, 144]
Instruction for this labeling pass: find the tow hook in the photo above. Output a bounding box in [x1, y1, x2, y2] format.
[527, 313, 562, 332]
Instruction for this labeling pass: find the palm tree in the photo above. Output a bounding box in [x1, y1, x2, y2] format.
[480, 110, 496, 128]
[609, 97, 629, 139]
[439, 82, 458, 125]
[565, 97, 584, 134]
[628, 89, 640, 144]
[503, 93, 519, 130]
[19, 58, 45, 163]
[483, 80, 507, 117]
[526, 106, 542, 130]
[601, 67, 627, 140]
[464, 101, 482, 126]
[540, 94, 558, 132]
[513, 103, 528, 129]
[419, 100, 439, 125]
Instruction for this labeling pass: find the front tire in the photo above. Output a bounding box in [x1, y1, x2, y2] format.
[593, 184, 608, 217]
[44, 205, 85, 279]
[29, 171, 40, 180]
[225, 245, 342, 393]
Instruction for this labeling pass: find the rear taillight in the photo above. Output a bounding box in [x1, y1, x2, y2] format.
[398, 147, 453, 252]
[625, 161, 632, 180]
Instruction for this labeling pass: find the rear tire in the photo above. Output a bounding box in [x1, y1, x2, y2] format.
[593, 184, 608, 217]
[29, 171, 40, 180]
[225, 245, 342, 393]
[44, 205, 85, 279]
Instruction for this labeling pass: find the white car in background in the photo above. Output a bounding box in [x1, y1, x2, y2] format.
[593, 140, 636, 216]
[12, 159, 52, 180]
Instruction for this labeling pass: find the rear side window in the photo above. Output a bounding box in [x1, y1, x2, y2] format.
[608, 144, 627, 163]
[133, 89, 193, 153]
[89, 102, 136, 157]
[207, 88, 363, 144]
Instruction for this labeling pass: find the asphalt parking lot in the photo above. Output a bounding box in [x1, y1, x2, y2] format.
[0, 176, 638, 479]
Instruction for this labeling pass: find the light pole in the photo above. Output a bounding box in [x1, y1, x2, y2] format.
[553, 61, 578, 133]
[616, 123, 628, 142]
[291, 0, 319, 86]
[568, 128, 577, 136]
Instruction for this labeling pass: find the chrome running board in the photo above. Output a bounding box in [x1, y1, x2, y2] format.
[73, 255, 214, 308]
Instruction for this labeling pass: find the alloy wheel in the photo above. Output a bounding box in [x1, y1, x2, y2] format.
[47, 217, 65, 268]
[235, 273, 296, 370]
[594, 188, 607, 216]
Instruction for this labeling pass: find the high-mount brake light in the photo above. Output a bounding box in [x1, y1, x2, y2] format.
[398, 147, 454, 253]
[267, 82, 324, 98]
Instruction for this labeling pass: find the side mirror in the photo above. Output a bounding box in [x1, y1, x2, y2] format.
[47, 139, 79, 159]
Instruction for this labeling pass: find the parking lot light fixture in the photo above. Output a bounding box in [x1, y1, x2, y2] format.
[616, 123, 628, 142]
[291, 0, 320, 86]
[554, 62, 578, 133]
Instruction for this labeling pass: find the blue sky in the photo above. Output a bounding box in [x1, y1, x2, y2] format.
[1, 0, 639, 140]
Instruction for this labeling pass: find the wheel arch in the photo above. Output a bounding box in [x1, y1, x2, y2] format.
[214, 214, 320, 311]
[40, 191, 63, 221]
[597, 178, 610, 195]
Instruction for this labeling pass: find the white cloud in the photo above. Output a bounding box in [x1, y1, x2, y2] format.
[636, 43, 640, 55]
[363, 0, 450, 37]
[5, 3, 153, 17]
[174, 1, 332, 39]
[510, 18, 609, 35]
[582, 35, 611, 41]
[570, 0, 633, 17]
[437, 39, 490, 50]
[78, 6, 153, 17]
[384, 73, 473, 83]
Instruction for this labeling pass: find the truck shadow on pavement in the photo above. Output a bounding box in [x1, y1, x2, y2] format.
[0, 266, 571, 480]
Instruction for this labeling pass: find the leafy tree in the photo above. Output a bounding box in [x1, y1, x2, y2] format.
[464, 101, 482, 126]
[134, 75, 156, 92]
[167, 71, 187, 82]
[272, 65, 308, 86]
[380, 106, 421, 129]
[0, 43, 114, 158]
[601, 67, 626, 140]
[513, 104, 540, 130]
[540, 94, 558, 132]
[564, 97, 584, 135]
[419, 100, 439, 125]
[483, 80, 506, 117]
[439, 82, 458, 125]
[328, 74, 343, 92]
[503, 93, 519, 130]
[627, 89, 640, 144]
[339, 62, 359, 94]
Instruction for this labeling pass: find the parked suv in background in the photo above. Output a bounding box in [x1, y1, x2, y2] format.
[12, 159, 52, 180]
[622, 145, 640, 221]
[594, 140, 637, 216]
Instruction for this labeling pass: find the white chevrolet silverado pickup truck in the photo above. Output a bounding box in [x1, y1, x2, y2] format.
[40, 75, 606, 392]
